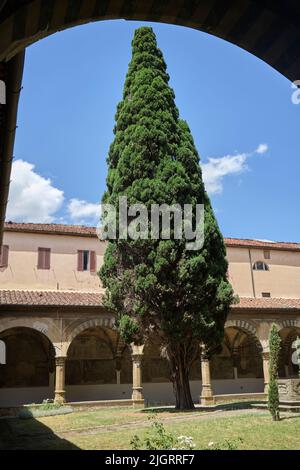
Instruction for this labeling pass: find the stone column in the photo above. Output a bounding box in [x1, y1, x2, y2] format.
[200, 346, 215, 406]
[115, 356, 122, 385]
[131, 344, 144, 406]
[54, 356, 66, 404]
[262, 351, 270, 394]
[232, 348, 239, 380]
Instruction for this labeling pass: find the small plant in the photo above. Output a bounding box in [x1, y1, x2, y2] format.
[18, 399, 73, 419]
[268, 324, 281, 421]
[131, 415, 195, 450]
[40, 399, 62, 410]
[207, 437, 243, 450]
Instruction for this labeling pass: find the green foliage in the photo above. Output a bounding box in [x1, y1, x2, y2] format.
[296, 337, 300, 378]
[18, 400, 73, 419]
[131, 416, 195, 450]
[130, 415, 242, 450]
[268, 325, 281, 421]
[100, 26, 234, 407]
[207, 437, 244, 450]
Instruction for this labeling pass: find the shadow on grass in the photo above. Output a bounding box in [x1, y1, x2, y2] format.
[279, 414, 300, 421]
[142, 400, 265, 414]
[0, 416, 79, 450]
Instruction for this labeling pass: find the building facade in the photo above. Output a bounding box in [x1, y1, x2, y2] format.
[0, 222, 300, 408]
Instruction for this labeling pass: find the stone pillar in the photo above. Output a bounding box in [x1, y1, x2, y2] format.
[54, 356, 66, 404]
[262, 351, 270, 394]
[232, 348, 239, 380]
[131, 344, 144, 406]
[116, 356, 122, 385]
[200, 346, 215, 406]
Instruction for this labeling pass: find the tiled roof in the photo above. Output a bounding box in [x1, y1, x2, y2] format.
[232, 297, 300, 311]
[0, 290, 104, 307]
[4, 222, 97, 237]
[225, 238, 300, 252]
[0, 290, 299, 311]
[4, 222, 300, 251]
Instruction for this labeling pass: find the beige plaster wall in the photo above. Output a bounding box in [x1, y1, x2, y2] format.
[0, 232, 105, 291]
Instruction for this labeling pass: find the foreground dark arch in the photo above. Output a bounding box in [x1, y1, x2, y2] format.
[1, 0, 300, 242]
[0, 0, 300, 80]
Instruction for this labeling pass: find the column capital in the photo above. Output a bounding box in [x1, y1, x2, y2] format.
[55, 356, 67, 366]
[130, 343, 144, 355]
[262, 350, 270, 360]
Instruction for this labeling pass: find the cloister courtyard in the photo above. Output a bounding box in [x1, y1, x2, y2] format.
[1, 405, 300, 450]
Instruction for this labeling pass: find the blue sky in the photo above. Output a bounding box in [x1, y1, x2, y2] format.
[8, 19, 300, 242]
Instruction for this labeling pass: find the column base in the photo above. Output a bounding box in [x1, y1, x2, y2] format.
[200, 395, 215, 406]
[132, 398, 145, 408]
[54, 390, 66, 404]
[132, 387, 143, 402]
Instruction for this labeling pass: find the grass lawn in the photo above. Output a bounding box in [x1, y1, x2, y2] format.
[0, 406, 299, 450]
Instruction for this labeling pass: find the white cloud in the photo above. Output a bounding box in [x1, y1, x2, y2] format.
[256, 143, 268, 154]
[68, 198, 100, 224]
[202, 153, 248, 194]
[6, 160, 64, 223]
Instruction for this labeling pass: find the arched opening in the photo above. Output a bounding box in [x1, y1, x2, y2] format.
[142, 336, 201, 405]
[0, 327, 55, 407]
[211, 326, 264, 394]
[66, 326, 132, 402]
[279, 327, 300, 378]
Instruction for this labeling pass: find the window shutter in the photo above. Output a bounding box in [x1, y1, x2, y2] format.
[38, 248, 51, 270]
[44, 249, 51, 270]
[0, 245, 9, 267]
[90, 251, 96, 273]
[77, 250, 84, 271]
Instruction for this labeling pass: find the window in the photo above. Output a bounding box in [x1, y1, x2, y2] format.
[0, 245, 9, 268]
[262, 292, 271, 298]
[264, 250, 271, 259]
[253, 261, 269, 271]
[77, 250, 96, 272]
[37, 248, 51, 270]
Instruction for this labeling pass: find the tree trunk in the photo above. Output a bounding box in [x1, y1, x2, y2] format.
[168, 347, 195, 410]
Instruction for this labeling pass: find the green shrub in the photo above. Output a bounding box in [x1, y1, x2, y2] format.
[268, 324, 281, 421]
[131, 416, 195, 450]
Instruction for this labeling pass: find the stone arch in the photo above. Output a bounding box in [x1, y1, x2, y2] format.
[0, 1, 299, 82]
[0, 326, 56, 389]
[278, 319, 300, 330]
[65, 316, 116, 347]
[225, 319, 257, 336]
[0, 317, 58, 345]
[211, 321, 264, 381]
[277, 325, 300, 378]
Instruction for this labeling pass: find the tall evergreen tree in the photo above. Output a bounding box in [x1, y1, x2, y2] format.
[268, 324, 281, 421]
[100, 27, 234, 409]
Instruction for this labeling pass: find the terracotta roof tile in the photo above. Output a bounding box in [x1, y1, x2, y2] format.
[4, 222, 97, 237]
[0, 290, 299, 311]
[0, 290, 104, 307]
[4, 222, 300, 251]
[232, 297, 300, 311]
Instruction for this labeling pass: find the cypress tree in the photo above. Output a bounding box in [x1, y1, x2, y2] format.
[268, 324, 281, 421]
[100, 27, 234, 409]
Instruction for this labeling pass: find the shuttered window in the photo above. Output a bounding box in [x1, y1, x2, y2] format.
[77, 250, 97, 272]
[90, 251, 96, 273]
[0, 245, 9, 268]
[37, 248, 51, 270]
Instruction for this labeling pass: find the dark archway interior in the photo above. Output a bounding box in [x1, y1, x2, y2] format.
[211, 327, 263, 380]
[0, 327, 55, 388]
